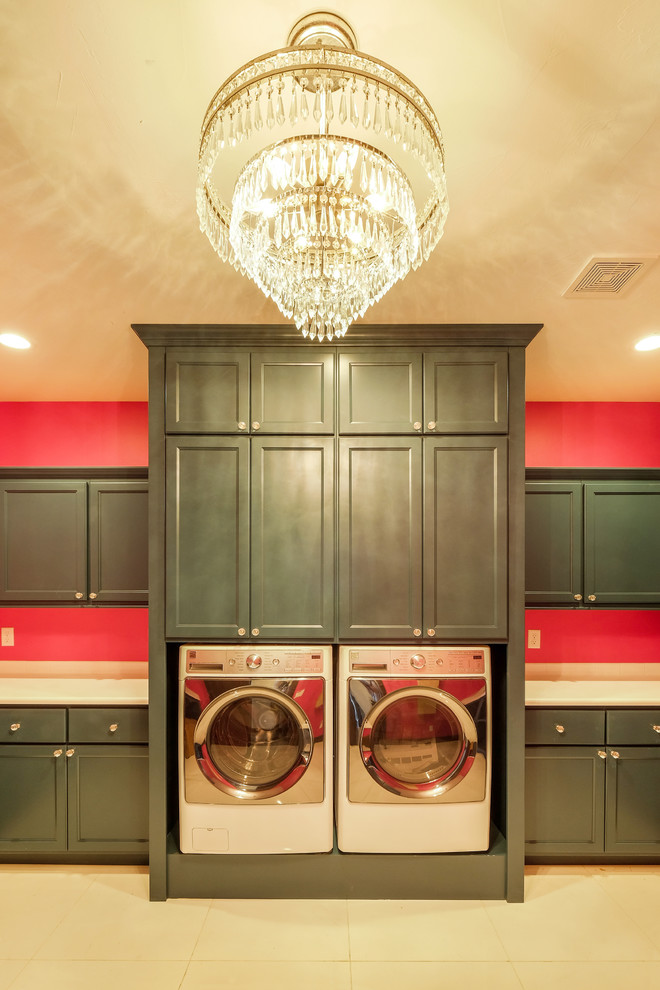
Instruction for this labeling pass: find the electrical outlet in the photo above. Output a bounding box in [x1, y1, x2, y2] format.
[527, 629, 541, 649]
[1, 627, 14, 647]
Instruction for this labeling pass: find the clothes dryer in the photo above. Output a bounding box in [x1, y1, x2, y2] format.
[179, 644, 332, 854]
[336, 645, 491, 853]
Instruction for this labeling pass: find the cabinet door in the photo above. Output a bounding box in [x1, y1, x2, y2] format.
[165, 348, 250, 434]
[584, 482, 660, 605]
[88, 482, 149, 603]
[339, 350, 423, 433]
[338, 438, 422, 639]
[0, 481, 87, 602]
[424, 350, 508, 434]
[166, 437, 249, 639]
[67, 745, 149, 853]
[251, 438, 334, 639]
[251, 350, 335, 434]
[0, 745, 67, 851]
[424, 437, 508, 640]
[525, 482, 583, 604]
[525, 746, 605, 856]
[605, 747, 660, 854]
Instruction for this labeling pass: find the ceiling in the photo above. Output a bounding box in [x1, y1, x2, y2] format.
[1, 0, 659, 401]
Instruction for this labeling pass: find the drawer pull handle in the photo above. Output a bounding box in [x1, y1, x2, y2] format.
[653, 725, 660, 734]
[611, 750, 620, 759]
[109, 723, 119, 733]
[65, 748, 75, 758]
[10, 723, 21, 732]
[555, 724, 565, 734]
[53, 748, 63, 758]
[598, 750, 607, 759]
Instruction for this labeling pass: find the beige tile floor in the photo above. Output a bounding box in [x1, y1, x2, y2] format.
[1, 864, 659, 989]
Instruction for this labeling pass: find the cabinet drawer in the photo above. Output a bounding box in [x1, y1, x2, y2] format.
[525, 708, 605, 745]
[1, 707, 67, 743]
[606, 709, 660, 745]
[68, 707, 148, 744]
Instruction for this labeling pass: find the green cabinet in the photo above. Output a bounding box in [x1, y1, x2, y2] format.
[525, 480, 660, 606]
[167, 436, 334, 640]
[166, 348, 335, 434]
[0, 478, 148, 604]
[525, 707, 660, 858]
[339, 348, 508, 435]
[338, 436, 507, 640]
[0, 707, 148, 857]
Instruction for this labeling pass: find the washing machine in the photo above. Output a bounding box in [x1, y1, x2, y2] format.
[179, 644, 333, 854]
[336, 645, 491, 853]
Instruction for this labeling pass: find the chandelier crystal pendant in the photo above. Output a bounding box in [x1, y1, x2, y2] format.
[197, 11, 449, 341]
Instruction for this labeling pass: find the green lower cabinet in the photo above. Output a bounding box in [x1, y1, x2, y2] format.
[0, 745, 67, 851]
[605, 747, 660, 854]
[525, 746, 605, 855]
[67, 746, 149, 853]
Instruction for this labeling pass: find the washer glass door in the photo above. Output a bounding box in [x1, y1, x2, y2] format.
[358, 685, 477, 798]
[195, 686, 313, 799]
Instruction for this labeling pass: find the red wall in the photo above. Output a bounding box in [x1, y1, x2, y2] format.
[0, 402, 149, 664]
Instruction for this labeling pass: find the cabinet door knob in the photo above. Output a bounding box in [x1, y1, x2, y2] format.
[89, 592, 97, 600]
[53, 748, 63, 757]
[555, 724, 565, 734]
[238, 628, 246, 637]
[75, 592, 84, 600]
[109, 723, 119, 733]
[252, 628, 260, 637]
[611, 750, 620, 759]
[413, 422, 422, 431]
[653, 725, 660, 734]
[598, 750, 607, 759]
[573, 594, 583, 601]
[427, 628, 436, 637]
[10, 723, 21, 732]
[427, 421, 437, 431]
[237, 422, 247, 431]
[413, 628, 422, 637]
[65, 748, 75, 758]
[588, 594, 596, 602]
[252, 422, 261, 431]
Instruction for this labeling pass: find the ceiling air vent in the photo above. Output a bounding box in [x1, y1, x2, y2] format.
[563, 257, 657, 298]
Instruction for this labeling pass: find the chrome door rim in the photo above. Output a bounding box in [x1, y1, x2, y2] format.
[359, 685, 477, 798]
[194, 685, 314, 799]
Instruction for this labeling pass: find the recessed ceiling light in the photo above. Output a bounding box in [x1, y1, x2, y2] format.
[635, 335, 660, 352]
[0, 332, 31, 349]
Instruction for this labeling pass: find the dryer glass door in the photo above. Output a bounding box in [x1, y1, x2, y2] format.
[194, 686, 314, 800]
[357, 684, 478, 798]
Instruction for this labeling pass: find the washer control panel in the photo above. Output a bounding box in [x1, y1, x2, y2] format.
[182, 646, 328, 675]
[347, 647, 488, 675]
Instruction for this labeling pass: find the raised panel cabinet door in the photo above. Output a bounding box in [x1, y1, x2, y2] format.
[166, 437, 249, 639]
[424, 349, 508, 434]
[165, 348, 250, 434]
[338, 349, 423, 433]
[424, 437, 508, 640]
[0, 481, 87, 602]
[338, 438, 423, 639]
[251, 350, 335, 433]
[0, 745, 67, 851]
[584, 482, 660, 605]
[251, 438, 335, 639]
[524, 746, 606, 856]
[88, 482, 149, 603]
[67, 745, 149, 853]
[605, 747, 660, 854]
[525, 482, 583, 604]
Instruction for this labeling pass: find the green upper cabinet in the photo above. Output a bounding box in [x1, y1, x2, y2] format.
[0, 479, 148, 605]
[338, 438, 423, 639]
[165, 348, 250, 434]
[424, 349, 508, 434]
[339, 350, 423, 434]
[166, 435, 334, 640]
[584, 482, 660, 606]
[424, 437, 508, 640]
[525, 479, 660, 606]
[525, 482, 583, 605]
[251, 350, 335, 433]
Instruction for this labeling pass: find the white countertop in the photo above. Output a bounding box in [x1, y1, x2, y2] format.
[0, 661, 148, 705]
[525, 663, 660, 707]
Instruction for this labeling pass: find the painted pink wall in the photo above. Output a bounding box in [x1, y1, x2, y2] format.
[0, 608, 148, 662]
[526, 402, 660, 468]
[524, 610, 660, 664]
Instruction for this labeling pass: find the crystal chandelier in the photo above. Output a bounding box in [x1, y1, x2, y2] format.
[197, 11, 448, 341]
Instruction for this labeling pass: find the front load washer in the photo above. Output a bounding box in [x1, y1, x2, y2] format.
[179, 644, 332, 854]
[336, 645, 491, 853]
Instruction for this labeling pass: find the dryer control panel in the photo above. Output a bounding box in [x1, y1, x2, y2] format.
[347, 647, 488, 676]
